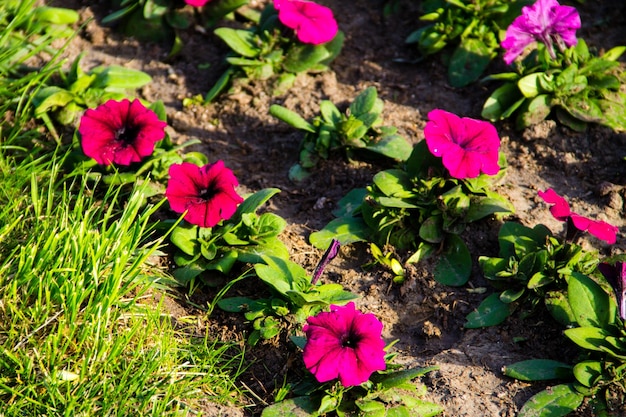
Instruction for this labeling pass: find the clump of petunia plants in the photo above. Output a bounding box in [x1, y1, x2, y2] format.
[205, 0, 344, 101]
[310, 109, 514, 286]
[102, 0, 248, 56]
[482, 0, 626, 131]
[503, 266, 626, 416]
[270, 86, 413, 181]
[165, 162, 290, 288]
[217, 240, 359, 345]
[465, 188, 619, 328]
[261, 302, 443, 416]
[405, 0, 530, 87]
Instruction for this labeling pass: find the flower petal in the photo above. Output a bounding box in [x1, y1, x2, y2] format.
[537, 189, 571, 221]
[275, 0, 338, 45]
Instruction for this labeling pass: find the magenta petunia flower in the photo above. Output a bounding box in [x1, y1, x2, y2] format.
[273, 0, 338, 45]
[538, 188, 619, 244]
[166, 161, 244, 228]
[501, 0, 581, 64]
[423, 109, 501, 179]
[78, 99, 167, 166]
[185, 0, 210, 6]
[302, 302, 386, 387]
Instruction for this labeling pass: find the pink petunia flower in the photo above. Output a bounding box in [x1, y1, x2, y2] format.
[274, 0, 338, 45]
[185, 0, 210, 6]
[166, 161, 244, 228]
[501, 0, 581, 64]
[423, 109, 501, 179]
[79, 99, 167, 166]
[302, 302, 386, 387]
[538, 188, 619, 244]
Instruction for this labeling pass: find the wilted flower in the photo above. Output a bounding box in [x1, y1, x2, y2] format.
[302, 302, 386, 386]
[274, 0, 338, 45]
[166, 161, 244, 228]
[311, 239, 340, 285]
[501, 0, 581, 64]
[538, 188, 618, 244]
[185, 0, 210, 6]
[598, 262, 626, 321]
[78, 99, 167, 166]
[423, 109, 501, 179]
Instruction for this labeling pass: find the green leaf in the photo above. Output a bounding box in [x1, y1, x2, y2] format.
[465, 293, 512, 328]
[448, 38, 492, 88]
[503, 359, 573, 381]
[515, 94, 552, 130]
[89, 65, 152, 89]
[332, 188, 367, 217]
[567, 272, 612, 328]
[433, 234, 471, 286]
[33, 87, 75, 115]
[34, 6, 79, 24]
[204, 67, 235, 103]
[478, 256, 509, 281]
[319, 100, 342, 125]
[544, 290, 577, 327]
[230, 188, 281, 224]
[372, 169, 414, 198]
[269, 105, 316, 132]
[518, 384, 584, 417]
[573, 360, 603, 388]
[283, 43, 330, 73]
[309, 217, 370, 249]
[377, 366, 439, 390]
[366, 133, 413, 162]
[419, 216, 444, 244]
[498, 222, 550, 258]
[217, 296, 256, 313]
[518, 73, 554, 98]
[214, 27, 259, 58]
[356, 399, 386, 416]
[170, 223, 199, 256]
[465, 196, 514, 223]
[563, 327, 613, 352]
[481, 82, 524, 121]
[602, 46, 626, 61]
[350, 86, 378, 117]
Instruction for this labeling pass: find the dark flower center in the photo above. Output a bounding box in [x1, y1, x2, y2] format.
[341, 332, 360, 348]
[115, 125, 141, 144]
[198, 186, 217, 201]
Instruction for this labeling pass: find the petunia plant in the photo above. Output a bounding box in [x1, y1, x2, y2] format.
[217, 240, 358, 345]
[503, 270, 626, 416]
[310, 109, 514, 286]
[33, 53, 152, 139]
[101, 0, 248, 56]
[205, 0, 343, 101]
[405, 0, 529, 87]
[165, 164, 290, 287]
[270, 86, 413, 181]
[482, 0, 626, 131]
[261, 302, 443, 416]
[465, 188, 619, 328]
[72, 97, 203, 196]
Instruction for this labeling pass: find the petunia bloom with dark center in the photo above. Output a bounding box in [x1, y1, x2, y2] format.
[302, 302, 386, 387]
[274, 0, 338, 45]
[423, 109, 501, 179]
[165, 161, 244, 228]
[501, 0, 581, 64]
[79, 99, 167, 166]
[538, 188, 618, 244]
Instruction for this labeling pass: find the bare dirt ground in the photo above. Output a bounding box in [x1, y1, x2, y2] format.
[46, 0, 626, 415]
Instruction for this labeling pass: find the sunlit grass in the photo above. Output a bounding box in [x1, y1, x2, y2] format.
[0, 158, 248, 415]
